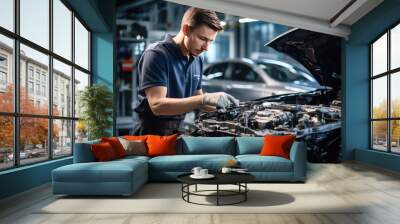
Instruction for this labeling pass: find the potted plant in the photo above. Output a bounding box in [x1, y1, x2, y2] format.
[79, 84, 113, 140]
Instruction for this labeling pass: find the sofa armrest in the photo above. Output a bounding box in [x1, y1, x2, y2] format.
[289, 141, 307, 181]
[73, 140, 100, 163]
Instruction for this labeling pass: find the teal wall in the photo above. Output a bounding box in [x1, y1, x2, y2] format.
[66, 0, 111, 32]
[92, 32, 116, 136]
[344, 0, 400, 171]
[92, 33, 114, 86]
[0, 158, 72, 199]
[0, 0, 116, 200]
[355, 149, 400, 172]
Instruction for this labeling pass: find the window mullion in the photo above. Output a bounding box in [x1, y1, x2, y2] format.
[369, 44, 374, 149]
[71, 10, 76, 154]
[13, 0, 20, 167]
[49, 0, 54, 160]
[387, 30, 391, 152]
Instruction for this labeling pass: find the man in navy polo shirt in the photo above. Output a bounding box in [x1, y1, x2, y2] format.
[133, 7, 239, 135]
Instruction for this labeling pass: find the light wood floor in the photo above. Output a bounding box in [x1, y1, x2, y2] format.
[1, 161, 400, 224]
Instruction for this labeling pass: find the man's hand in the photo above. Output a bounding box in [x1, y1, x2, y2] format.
[202, 92, 240, 110]
[199, 104, 217, 112]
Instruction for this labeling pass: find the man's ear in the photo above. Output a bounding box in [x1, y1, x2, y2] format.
[182, 24, 190, 36]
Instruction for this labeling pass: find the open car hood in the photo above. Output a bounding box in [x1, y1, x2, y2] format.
[265, 28, 341, 95]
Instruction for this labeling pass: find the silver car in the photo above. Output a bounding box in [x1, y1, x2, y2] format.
[202, 58, 321, 101]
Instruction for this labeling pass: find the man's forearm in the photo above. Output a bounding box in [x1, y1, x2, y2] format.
[200, 105, 216, 112]
[149, 95, 204, 116]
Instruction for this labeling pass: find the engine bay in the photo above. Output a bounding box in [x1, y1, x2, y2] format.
[191, 89, 342, 162]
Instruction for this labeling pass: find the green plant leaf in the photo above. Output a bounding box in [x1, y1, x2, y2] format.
[79, 84, 113, 140]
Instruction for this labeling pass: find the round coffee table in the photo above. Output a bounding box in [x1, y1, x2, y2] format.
[177, 172, 255, 206]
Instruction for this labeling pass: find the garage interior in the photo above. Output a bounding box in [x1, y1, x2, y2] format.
[116, 0, 379, 134]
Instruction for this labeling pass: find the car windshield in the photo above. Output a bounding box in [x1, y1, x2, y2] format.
[258, 62, 317, 84]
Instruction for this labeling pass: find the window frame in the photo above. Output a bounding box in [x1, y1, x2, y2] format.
[370, 20, 400, 154]
[0, 53, 7, 84]
[0, 53, 7, 68]
[0, 0, 92, 171]
[0, 70, 7, 85]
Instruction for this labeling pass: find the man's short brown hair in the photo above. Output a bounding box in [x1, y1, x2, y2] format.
[182, 7, 223, 31]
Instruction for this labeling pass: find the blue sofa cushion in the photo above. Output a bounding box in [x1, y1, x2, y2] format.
[236, 137, 263, 155]
[180, 137, 235, 155]
[116, 155, 150, 163]
[236, 155, 293, 172]
[149, 154, 235, 172]
[53, 159, 147, 183]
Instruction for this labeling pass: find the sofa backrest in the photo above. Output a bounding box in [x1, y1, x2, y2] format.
[235, 137, 264, 155]
[178, 137, 236, 155]
[73, 136, 269, 162]
[73, 139, 100, 163]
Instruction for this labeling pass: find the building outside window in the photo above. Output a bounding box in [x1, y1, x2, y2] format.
[35, 70, 40, 81]
[35, 83, 40, 95]
[0, 71, 6, 83]
[370, 23, 400, 154]
[0, 0, 91, 170]
[41, 85, 46, 97]
[0, 71, 7, 91]
[0, 54, 7, 88]
[28, 66, 34, 79]
[28, 81, 34, 94]
[41, 73, 46, 83]
[0, 54, 7, 67]
[54, 89, 58, 103]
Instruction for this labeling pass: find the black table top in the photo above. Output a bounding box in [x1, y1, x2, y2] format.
[177, 172, 255, 185]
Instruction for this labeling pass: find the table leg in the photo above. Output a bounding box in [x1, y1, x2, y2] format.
[245, 183, 247, 201]
[181, 184, 183, 199]
[187, 184, 190, 202]
[195, 184, 197, 192]
[217, 184, 219, 206]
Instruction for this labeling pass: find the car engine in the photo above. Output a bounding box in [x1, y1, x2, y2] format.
[190, 89, 342, 163]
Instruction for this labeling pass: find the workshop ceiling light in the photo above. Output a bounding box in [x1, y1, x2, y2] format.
[238, 18, 258, 23]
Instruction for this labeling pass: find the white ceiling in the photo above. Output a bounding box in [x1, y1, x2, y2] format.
[165, 0, 384, 38]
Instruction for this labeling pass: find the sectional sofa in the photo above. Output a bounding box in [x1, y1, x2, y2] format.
[52, 136, 307, 196]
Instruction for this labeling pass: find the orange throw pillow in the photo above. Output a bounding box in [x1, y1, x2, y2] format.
[260, 134, 296, 159]
[123, 135, 148, 141]
[146, 134, 178, 157]
[101, 137, 126, 158]
[91, 142, 118, 161]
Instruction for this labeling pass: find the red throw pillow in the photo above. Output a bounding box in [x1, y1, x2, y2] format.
[259, 134, 296, 159]
[91, 142, 118, 161]
[123, 135, 148, 141]
[101, 137, 126, 158]
[146, 134, 178, 157]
